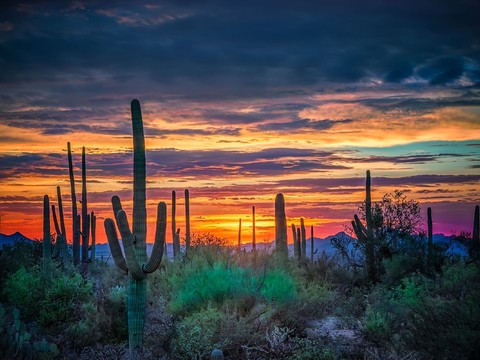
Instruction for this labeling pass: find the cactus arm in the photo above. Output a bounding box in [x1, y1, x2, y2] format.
[143, 202, 166, 273]
[104, 218, 128, 273]
[115, 210, 146, 280]
[51, 205, 62, 259]
[473, 205, 479, 242]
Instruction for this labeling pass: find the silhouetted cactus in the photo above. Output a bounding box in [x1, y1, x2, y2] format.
[43, 195, 51, 265]
[300, 217, 306, 258]
[275, 193, 288, 256]
[104, 99, 166, 358]
[292, 223, 300, 259]
[473, 205, 479, 259]
[172, 191, 180, 259]
[185, 189, 191, 253]
[68, 142, 81, 266]
[90, 211, 96, 261]
[427, 207, 433, 270]
[81, 146, 90, 274]
[51, 186, 71, 264]
[252, 206, 256, 251]
[310, 225, 314, 261]
[351, 170, 376, 282]
[238, 218, 242, 252]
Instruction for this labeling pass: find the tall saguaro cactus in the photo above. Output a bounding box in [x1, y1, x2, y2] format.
[473, 205, 479, 259]
[238, 218, 242, 252]
[275, 193, 288, 256]
[43, 195, 51, 264]
[172, 191, 179, 259]
[104, 99, 166, 357]
[185, 189, 191, 252]
[310, 225, 314, 261]
[68, 142, 80, 265]
[300, 218, 306, 258]
[90, 211, 96, 261]
[81, 146, 90, 273]
[252, 206, 256, 251]
[427, 207, 433, 269]
[352, 170, 376, 282]
[51, 186, 70, 263]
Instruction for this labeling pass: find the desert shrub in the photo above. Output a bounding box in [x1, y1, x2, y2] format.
[0, 240, 43, 294]
[2, 267, 42, 318]
[260, 268, 297, 304]
[3, 266, 93, 329]
[170, 306, 226, 360]
[169, 262, 259, 314]
[288, 338, 336, 360]
[39, 272, 93, 327]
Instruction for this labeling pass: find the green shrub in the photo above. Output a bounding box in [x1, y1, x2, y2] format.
[170, 307, 226, 360]
[169, 262, 259, 314]
[288, 338, 336, 360]
[3, 267, 42, 318]
[3, 266, 93, 328]
[261, 269, 297, 304]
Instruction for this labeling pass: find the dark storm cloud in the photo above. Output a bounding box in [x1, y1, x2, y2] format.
[0, 0, 479, 108]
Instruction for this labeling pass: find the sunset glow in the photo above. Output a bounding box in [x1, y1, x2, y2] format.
[0, 1, 479, 245]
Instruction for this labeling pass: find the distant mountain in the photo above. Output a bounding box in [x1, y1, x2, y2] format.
[1, 231, 468, 261]
[0, 232, 33, 248]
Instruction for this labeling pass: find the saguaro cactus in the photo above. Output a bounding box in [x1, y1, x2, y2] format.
[51, 186, 71, 263]
[275, 193, 288, 256]
[81, 146, 90, 273]
[104, 99, 166, 357]
[90, 211, 96, 261]
[43, 195, 51, 264]
[300, 218, 306, 258]
[68, 142, 80, 266]
[352, 170, 376, 282]
[473, 205, 479, 259]
[172, 191, 180, 259]
[310, 225, 314, 261]
[252, 206, 256, 251]
[185, 189, 191, 252]
[427, 207, 433, 269]
[291, 223, 299, 259]
[238, 218, 242, 252]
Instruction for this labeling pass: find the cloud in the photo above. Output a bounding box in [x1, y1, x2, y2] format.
[256, 118, 353, 132]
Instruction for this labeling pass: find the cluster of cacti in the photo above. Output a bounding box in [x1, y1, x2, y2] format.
[351, 170, 376, 282]
[104, 99, 166, 357]
[275, 193, 288, 256]
[43, 143, 96, 272]
[0, 306, 59, 359]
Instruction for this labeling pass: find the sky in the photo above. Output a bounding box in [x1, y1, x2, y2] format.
[0, 0, 479, 245]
